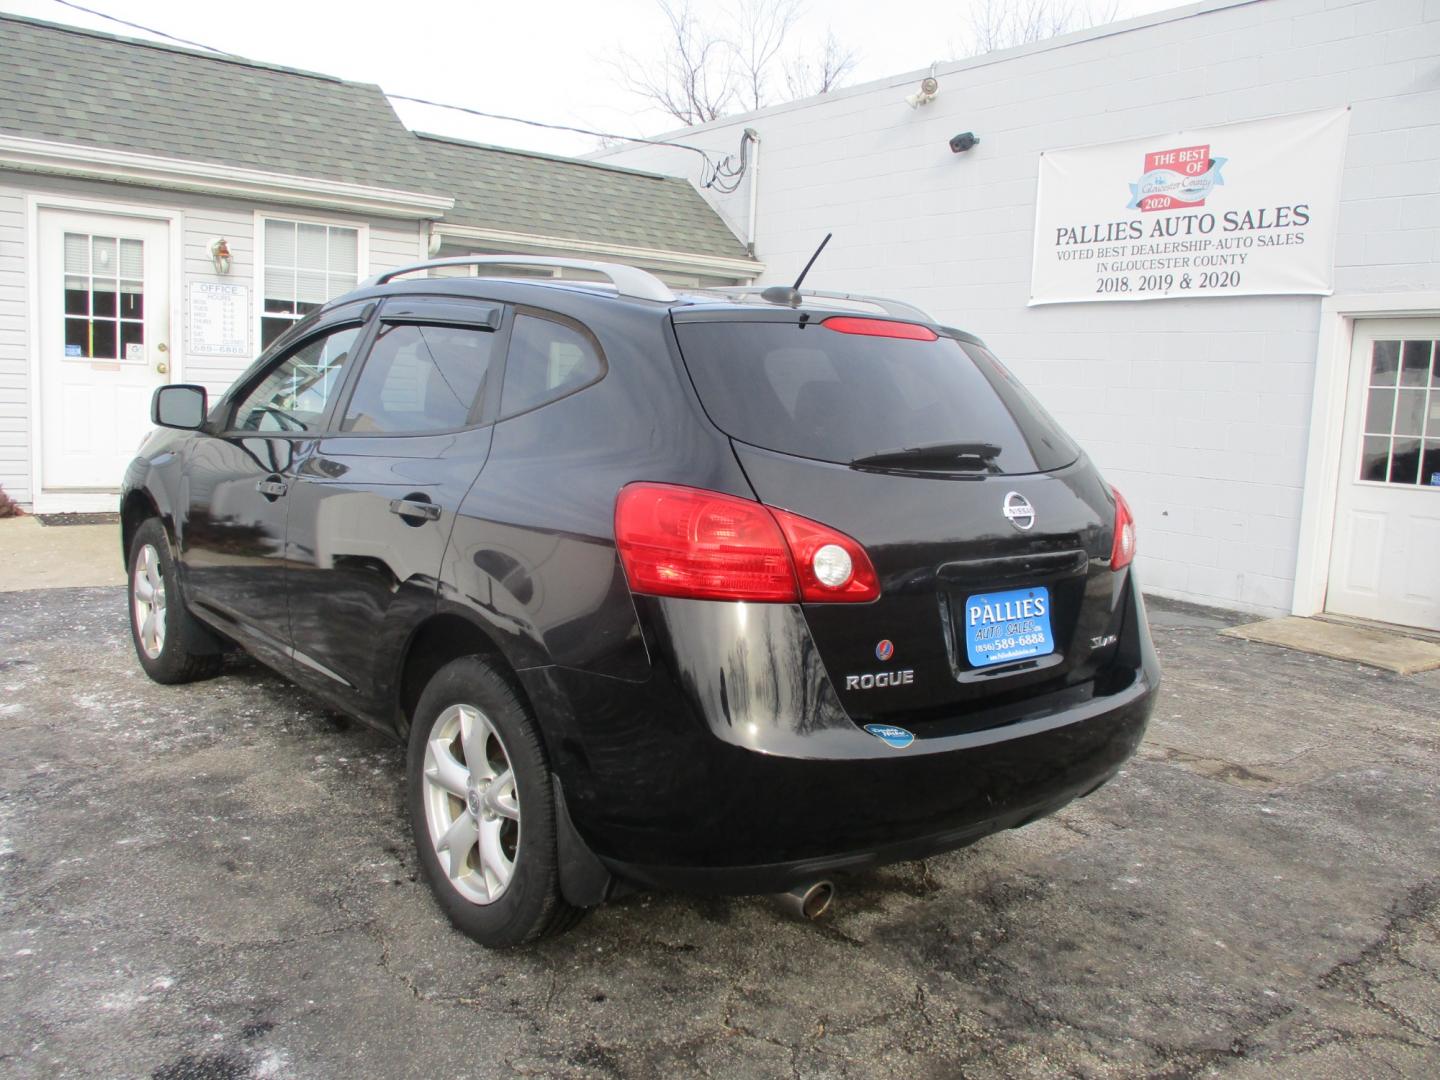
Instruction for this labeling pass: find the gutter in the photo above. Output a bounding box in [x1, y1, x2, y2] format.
[0, 134, 454, 220]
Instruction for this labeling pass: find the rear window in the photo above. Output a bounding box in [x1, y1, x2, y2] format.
[673, 318, 1080, 474]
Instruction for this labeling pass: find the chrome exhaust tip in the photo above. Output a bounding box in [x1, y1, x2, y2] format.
[773, 880, 836, 920]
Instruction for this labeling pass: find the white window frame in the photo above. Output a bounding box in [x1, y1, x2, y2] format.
[252, 210, 369, 356]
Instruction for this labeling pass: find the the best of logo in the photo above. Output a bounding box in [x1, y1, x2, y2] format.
[1128, 144, 1227, 212]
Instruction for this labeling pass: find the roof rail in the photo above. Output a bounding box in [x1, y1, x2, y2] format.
[704, 287, 934, 323]
[363, 256, 677, 303]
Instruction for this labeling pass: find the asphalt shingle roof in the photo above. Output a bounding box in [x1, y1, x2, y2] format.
[0, 14, 752, 262]
[0, 14, 441, 195]
[418, 133, 752, 262]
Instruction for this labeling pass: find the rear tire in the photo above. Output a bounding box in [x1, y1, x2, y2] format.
[407, 655, 585, 947]
[127, 518, 223, 685]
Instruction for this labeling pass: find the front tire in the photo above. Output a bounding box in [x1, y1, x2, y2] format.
[407, 656, 584, 947]
[128, 518, 222, 685]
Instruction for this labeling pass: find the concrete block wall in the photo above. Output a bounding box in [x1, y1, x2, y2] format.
[0, 170, 426, 506]
[596, 0, 1440, 615]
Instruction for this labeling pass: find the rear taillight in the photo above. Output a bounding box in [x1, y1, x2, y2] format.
[1110, 487, 1136, 570]
[614, 483, 879, 604]
[821, 316, 938, 341]
[770, 506, 880, 602]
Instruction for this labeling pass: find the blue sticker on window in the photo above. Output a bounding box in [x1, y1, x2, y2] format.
[1431, 472, 1440, 487]
[65, 344, 82, 357]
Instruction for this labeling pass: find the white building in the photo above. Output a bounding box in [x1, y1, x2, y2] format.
[596, 0, 1440, 633]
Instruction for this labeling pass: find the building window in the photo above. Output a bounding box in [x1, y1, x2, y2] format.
[1360, 339, 1440, 487]
[261, 219, 359, 350]
[64, 232, 144, 360]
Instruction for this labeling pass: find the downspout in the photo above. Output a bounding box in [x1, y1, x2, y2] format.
[744, 128, 760, 260]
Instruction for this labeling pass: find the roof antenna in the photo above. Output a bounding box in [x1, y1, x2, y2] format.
[762, 233, 831, 308]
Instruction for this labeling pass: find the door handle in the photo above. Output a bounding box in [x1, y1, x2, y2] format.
[256, 477, 288, 500]
[389, 497, 441, 524]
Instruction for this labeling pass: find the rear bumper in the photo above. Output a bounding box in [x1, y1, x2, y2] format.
[522, 574, 1158, 895]
[600, 685, 1147, 894]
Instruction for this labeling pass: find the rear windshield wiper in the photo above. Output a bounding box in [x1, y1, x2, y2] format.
[848, 441, 1003, 473]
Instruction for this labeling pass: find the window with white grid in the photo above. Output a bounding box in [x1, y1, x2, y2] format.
[1359, 339, 1440, 488]
[64, 232, 145, 361]
[260, 219, 359, 350]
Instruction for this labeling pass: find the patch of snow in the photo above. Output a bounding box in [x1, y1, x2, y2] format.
[252, 1049, 291, 1078]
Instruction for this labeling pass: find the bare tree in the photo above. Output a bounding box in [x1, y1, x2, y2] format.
[785, 30, 858, 99]
[732, 0, 802, 111]
[958, 0, 1120, 56]
[616, 1, 737, 126]
[615, 0, 857, 126]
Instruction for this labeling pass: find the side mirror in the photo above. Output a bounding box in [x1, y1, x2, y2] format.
[152, 384, 208, 430]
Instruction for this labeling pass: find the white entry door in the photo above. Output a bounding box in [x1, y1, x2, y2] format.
[1325, 319, 1440, 631]
[37, 209, 172, 507]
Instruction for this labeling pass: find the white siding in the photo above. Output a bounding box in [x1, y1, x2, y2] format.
[0, 169, 427, 507]
[0, 185, 26, 503]
[596, 0, 1440, 615]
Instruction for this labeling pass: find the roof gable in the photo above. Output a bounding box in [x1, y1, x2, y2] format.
[418, 133, 751, 262]
[0, 14, 440, 196]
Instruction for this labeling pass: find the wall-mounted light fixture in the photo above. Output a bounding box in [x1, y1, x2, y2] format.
[906, 75, 939, 109]
[208, 238, 232, 275]
[949, 132, 980, 154]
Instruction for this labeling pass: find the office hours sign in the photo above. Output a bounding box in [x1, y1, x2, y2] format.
[1029, 108, 1349, 305]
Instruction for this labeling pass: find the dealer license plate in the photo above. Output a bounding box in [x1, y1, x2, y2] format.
[963, 586, 1055, 668]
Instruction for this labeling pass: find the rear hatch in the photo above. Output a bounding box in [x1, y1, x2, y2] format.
[671, 308, 1128, 731]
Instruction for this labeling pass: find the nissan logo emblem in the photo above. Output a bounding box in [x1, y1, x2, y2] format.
[1003, 492, 1035, 531]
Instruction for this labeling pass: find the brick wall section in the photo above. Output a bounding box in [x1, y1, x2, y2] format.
[596, 0, 1440, 615]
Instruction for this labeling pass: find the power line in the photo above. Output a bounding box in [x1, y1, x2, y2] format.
[45, 0, 228, 53]
[386, 94, 745, 190]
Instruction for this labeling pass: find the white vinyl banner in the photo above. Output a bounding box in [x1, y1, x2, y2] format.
[1029, 108, 1350, 305]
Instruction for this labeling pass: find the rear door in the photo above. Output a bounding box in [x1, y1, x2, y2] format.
[283, 296, 503, 709]
[672, 310, 1125, 729]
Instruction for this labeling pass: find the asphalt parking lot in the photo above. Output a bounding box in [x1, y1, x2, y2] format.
[1, 587, 1437, 1079]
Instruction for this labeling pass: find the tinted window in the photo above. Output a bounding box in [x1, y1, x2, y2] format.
[232, 325, 361, 433]
[674, 319, 1079, 475]
[341, 322, 494, 433]
[500, 314, 603, 417]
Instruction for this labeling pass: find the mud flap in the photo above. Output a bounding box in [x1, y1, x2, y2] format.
[553, 777, 613, 908]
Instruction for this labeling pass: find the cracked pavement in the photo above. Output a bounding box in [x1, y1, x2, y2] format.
[0, 587, 1437, 1078]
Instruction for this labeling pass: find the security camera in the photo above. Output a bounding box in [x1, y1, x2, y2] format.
[906, 75, 939, 109]
[949, 131, 980, 153]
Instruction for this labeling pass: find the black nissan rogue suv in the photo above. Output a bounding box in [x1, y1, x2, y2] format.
[122, 256, 1158, 947]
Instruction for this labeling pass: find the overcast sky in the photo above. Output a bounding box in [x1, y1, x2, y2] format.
[3, 0, 1182, 156]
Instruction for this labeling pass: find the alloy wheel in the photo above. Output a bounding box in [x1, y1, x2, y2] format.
[421, 703, 520, 904]
[132, 543, 167, 660]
